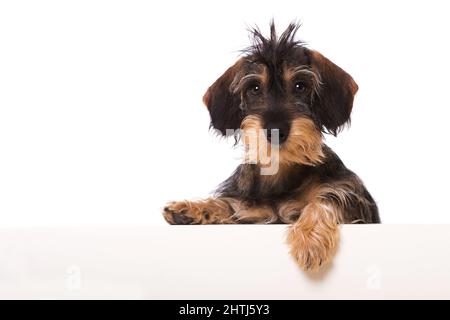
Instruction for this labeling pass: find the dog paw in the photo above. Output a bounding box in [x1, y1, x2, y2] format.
[163, 201, 202, 225]
[287, 222, 339, 271]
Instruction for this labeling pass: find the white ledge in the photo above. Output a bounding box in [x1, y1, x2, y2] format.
[0, 225, 449, 299]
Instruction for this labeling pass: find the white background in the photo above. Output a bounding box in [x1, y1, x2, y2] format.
[1, 0, 449, 227]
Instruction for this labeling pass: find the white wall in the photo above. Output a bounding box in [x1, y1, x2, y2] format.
[1, 0, 449, 227]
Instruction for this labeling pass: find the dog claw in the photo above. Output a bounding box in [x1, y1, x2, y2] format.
[172, 212, 194, 225]
[163, 204, 196, 225]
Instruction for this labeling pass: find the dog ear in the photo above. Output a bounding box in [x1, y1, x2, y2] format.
[307, 50, 358, 135]
[203, 59, 244, 135]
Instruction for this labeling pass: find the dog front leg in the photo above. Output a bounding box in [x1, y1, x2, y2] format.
[163, 197, 279, 225]
[163, 198, 236, 225]
[282, 199, 342, 271]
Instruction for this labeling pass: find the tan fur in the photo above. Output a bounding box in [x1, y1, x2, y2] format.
[281, 117, 324, 165]
[286, 201, 341, 271]
[163, 198, 235, 224]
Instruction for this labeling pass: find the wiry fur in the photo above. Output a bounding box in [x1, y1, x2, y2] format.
[163, 22, 380, 271]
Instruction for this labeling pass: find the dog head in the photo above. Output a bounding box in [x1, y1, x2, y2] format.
[203, 22, 358, 166]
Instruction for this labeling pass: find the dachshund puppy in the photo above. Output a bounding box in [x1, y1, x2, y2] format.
[163, 22, 380, 271]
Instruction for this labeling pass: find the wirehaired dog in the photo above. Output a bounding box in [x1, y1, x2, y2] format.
[163, 22, 380, 270]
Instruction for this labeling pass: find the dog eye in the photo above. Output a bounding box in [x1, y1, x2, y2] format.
[247, 83, 261, 96]
[294, 81, 307, 93]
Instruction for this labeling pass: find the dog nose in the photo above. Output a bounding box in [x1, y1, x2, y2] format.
[265, 121, 290, 144]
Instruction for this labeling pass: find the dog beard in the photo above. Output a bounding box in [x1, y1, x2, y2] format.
[240, 115, 324, 168]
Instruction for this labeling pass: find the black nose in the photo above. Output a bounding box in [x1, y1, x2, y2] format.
[265, 121, 290, 144]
